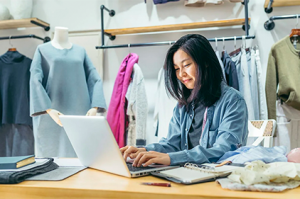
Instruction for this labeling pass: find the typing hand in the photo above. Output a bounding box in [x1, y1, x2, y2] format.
[120, 146, 146, 161]
[133, 151, 171, 167]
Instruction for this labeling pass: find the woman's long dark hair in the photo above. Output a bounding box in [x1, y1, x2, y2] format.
[164, 34, 223, 107]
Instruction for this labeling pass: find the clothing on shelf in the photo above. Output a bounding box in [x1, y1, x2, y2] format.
[125, 63, 148, 147]
[266, 35, 300, 120]
[153, 68, 177, 141]
[185, 0, 243, 7]
[30, 43, 106, 158]
[0, 51, 33, 157]
[217, 145, 287, 164]
[221, 51, 239, 90]
[107, 53, 139, 148]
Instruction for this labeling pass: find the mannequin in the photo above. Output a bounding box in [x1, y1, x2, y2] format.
[30, 26, 107, 157]
[47, 27, 98, 127]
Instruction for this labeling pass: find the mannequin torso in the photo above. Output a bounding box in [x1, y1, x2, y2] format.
[51, 27, 72, 49]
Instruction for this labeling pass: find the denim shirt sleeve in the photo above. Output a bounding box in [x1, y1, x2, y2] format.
[145, 105, 182, 153]
[168, 98, 248, 166]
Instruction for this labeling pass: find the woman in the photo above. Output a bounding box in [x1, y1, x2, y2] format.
[121, 34, 248, 167]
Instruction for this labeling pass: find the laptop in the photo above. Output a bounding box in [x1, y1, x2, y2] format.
[59, 115, 176, 178]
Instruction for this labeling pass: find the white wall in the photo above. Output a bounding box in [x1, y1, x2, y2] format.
[0, 0, 299, 144]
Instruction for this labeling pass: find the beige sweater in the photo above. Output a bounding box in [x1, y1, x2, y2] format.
[266, 35, 300, 119]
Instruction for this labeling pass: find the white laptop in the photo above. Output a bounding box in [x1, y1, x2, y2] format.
[59, 115, 176, 178]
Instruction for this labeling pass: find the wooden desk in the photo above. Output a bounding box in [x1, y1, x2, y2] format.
[1, 168, 300, 199]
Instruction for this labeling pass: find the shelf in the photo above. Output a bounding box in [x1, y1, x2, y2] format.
[264, 0, 300, 8]
[0, 18, 50, 31]
[104, 18, 250, 37]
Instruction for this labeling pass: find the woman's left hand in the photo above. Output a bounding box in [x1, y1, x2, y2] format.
[133, 151, 171, 167]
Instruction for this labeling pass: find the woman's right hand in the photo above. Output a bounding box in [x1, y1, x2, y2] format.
[120, 146, 146, 160]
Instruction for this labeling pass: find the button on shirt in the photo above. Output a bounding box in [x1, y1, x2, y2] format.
[145, 82, 248, 166]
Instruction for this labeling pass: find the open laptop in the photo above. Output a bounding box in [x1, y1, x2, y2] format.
[59, 115, 176, 178]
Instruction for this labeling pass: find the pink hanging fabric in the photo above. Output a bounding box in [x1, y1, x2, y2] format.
[107, 53, 139, 148]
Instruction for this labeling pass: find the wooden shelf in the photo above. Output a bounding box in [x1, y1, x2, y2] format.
[104, 18, 250, 36]
[264, 0, 300, 8]
[0, 18, 50, 31]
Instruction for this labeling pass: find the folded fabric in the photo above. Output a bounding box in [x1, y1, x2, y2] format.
[227, 160, 300, 185]
[0, 158, 58, 184]
[217, 178, 300, 192]
[217, 146, 287, 164]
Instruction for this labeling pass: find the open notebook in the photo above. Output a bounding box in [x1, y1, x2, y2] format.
[151, 163, 241, 184]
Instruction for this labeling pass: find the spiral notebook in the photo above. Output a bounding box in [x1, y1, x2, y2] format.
[151, 163, 241, 184]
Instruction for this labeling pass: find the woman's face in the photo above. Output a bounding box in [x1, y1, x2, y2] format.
[173, 49, 197, 89]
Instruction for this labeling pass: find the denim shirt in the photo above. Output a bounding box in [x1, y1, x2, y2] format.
[145, 82, 248, 166]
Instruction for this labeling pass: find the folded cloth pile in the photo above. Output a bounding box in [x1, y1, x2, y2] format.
[217, 160, 300, 192]
[0, 158, 58, 184]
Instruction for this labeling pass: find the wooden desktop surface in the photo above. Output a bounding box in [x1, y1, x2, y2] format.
[1, 168, 300, 199]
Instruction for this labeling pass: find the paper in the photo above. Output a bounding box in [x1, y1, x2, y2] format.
[53, 158, 84, 167]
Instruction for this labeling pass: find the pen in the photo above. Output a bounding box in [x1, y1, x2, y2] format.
[141, 182, 171, 187]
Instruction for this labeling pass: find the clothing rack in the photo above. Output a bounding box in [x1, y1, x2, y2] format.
[264, 14, 300, 31]
[265, 0, 274, 13]
[96, 35, 255, 49]
[0, 34, 51, 43]
[96, 1, 254, 49]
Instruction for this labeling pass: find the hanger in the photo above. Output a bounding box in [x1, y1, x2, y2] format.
[8, 36, 17, 52]
[221, 37, 226, 57]
[128, 43, 131, 54]
[229, 36, 250, 57]
[290, 15, 300, 49]
[215, 38, 218, 52]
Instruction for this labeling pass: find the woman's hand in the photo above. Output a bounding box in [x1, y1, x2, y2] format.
[120, 146, 146, 160]
[133, 151, 171, 167]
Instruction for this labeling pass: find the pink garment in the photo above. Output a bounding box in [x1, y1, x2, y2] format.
[107, 53, 139, 148]
[287, 148, 300, 163]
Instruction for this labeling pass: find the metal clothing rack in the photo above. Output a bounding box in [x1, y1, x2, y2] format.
[265, 0, 274, 13]
[0, 34, 51, 43]
[264, 14, 300, 31]
[96, 0, 254, 49]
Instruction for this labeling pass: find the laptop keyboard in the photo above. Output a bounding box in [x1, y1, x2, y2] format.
[126, 163, 155, 172]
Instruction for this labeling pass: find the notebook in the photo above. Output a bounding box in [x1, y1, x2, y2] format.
[0, 155, 35, 169]
[151, 163, 241, 184]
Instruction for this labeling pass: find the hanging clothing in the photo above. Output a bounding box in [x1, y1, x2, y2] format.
[221, 51, 239, 90]
[0, 51, 33, 157]
[0, 51, 32, 125]
[215, 51, 226, 80]
[266, 35, 300, 120]
[254, 48, 268, 120]
[250, 48, 259, 120]
[30, 43, 107, 157]
[231, 48, 255, 120]
[275, 100, 300, 153]
[107, 53, 139, 148]
[153, 68, 177, 141]
[0, 124, 34, 156]
[125, 63, 148, 147]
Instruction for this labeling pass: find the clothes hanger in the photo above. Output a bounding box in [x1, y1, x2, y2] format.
[222, 37, 226, 57]
[290, 15, 300, 49]
[128, 43, 131, 55]
[8, 36, 17, 52]
[229, 36, 250, 57]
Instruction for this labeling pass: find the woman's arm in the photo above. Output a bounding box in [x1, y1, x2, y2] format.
[168, 98, 248, 165]
[145, 105, 182, 153]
